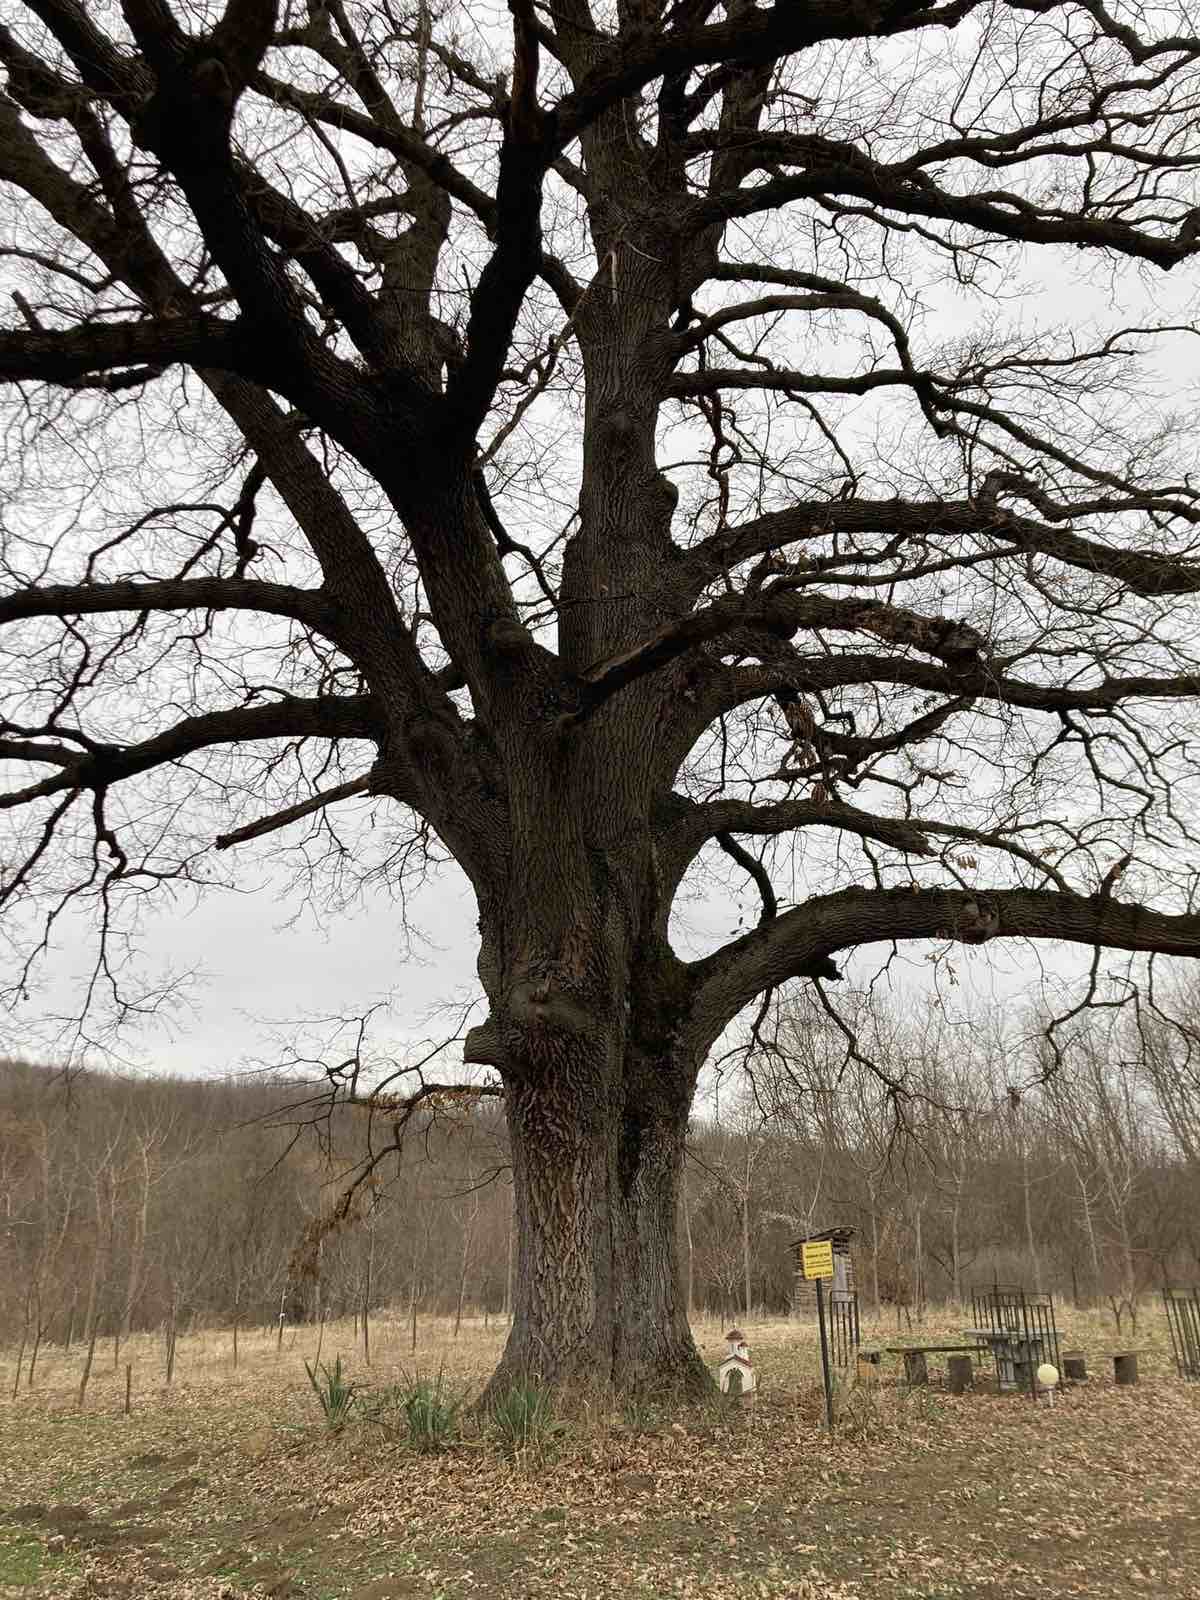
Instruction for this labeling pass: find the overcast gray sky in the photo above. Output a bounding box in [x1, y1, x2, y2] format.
[1, 820, 1101, 1091]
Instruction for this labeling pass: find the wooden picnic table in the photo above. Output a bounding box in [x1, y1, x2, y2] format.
[885, 1341, 986, 1386]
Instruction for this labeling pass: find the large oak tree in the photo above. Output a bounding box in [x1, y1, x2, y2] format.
[3, 0, 1200, 1394]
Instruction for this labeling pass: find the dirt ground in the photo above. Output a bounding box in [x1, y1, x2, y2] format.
[2, 1308, 1198, 1600]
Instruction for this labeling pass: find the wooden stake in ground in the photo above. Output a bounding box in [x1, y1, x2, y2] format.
[13, 1290, 33, 1399]
[124, 1363, 132, 1415]
[165, 1296, 178, 1386]
[362, 1212, 375, 1366]
[77, 1323, 99, 1410]
[26, 1321, 43, 1390]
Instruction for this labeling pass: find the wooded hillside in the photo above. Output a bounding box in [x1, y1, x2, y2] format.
[3, 986, 1197, 1361]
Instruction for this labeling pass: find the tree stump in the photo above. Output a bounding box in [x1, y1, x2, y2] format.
[903, 1350, 929, 1386]
[1063, 1351, 1087, 1383]
[1113, 1352, 1139, 1386]
[947, 1354, 973, 1394]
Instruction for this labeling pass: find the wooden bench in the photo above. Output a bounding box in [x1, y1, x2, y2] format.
[886, 1343, 985, 1387]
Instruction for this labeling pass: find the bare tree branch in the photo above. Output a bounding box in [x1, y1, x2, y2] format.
[214, 774, 372, 851]
[688, 885, 1200, 1051]
[0, 576, 334, 635]
[0, 696, 381, 810]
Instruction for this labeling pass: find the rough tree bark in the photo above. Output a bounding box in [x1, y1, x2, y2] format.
[498, 1061, 704, 1393]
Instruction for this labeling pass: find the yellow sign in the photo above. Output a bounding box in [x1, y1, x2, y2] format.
[801, 1239, 835, 1280]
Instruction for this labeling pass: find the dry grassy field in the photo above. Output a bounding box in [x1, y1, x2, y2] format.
[2, 1305, 1198, 1600]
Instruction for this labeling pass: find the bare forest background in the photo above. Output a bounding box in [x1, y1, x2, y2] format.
[4, 980, 1199, 1373]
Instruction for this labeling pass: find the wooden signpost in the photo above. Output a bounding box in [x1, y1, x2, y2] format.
[801, 1239, 836, 1432]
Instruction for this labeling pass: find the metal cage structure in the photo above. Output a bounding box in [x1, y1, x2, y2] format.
[828, 1292, 861, 1368]
[1163, 1285, 1200, 1381]
[791, 1226, 860, 1367]
[969, 1282, 1061, 1396]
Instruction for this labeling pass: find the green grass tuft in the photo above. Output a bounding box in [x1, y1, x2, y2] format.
[489, 1380, 565, 1457]
[368, 1365, 464, 1452]
[303, 1353, 361, 1430]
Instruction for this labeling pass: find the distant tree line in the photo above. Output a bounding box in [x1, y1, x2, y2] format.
[2, 985, 1198, 1366]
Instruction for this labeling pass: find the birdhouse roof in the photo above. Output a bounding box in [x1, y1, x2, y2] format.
[789, 1226, 855, 1251]
[724, 1327, 745, 1342]
[719, 1353, 753, 1369]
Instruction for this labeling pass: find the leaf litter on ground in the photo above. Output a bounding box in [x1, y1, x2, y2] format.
[0, 1308, 1197, 1599]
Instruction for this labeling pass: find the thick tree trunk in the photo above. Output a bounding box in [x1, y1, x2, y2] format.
[485, 1058, 710, 1400]
[682, 1181, 694, 1321]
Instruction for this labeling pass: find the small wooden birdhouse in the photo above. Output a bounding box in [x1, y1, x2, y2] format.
[718, 1328, 757, 1405]
[790, 1227, 856, 1312]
